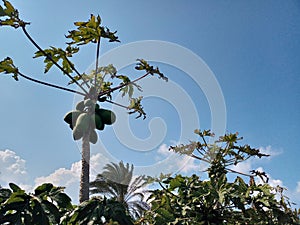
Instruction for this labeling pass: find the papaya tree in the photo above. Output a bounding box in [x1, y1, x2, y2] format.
[0, 0, 167, 203]
[139, 130, 300, 224]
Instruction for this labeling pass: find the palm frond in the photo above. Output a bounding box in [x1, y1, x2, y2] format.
[89, 161, 149, 219]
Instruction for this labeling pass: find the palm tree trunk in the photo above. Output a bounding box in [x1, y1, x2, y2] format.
[79, 128, 91, 203]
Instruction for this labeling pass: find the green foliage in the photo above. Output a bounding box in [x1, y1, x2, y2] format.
[61, 197, 133, 225]
[0, 57, 18, 80]
[128, 96, 146, 119]
[33, 46, 79, 74]
[0, 0, 25, 28]
[0, 183, 72, 225]
[140, 130, 300, 225]
[90, 161, 150, 220]
[1, 184, 136, 224]
[66, 14, 120, 46]
[0, 1, 167, 127]
[135, 59, 167, 82]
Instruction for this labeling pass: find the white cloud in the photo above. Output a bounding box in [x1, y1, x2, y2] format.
[176, 156, 199, 173]
[296, 181, 300, 193]
[230, 160, 252, 175]
[0, 149, 29, 187]
[154, 143, 203, 175]
[254, 167, 283, 187]
[258, 145, 282, 159]
[34, 153, 109, 203]
[157, 143, 172, 156]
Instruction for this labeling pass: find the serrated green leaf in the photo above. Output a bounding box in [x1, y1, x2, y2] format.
[0, 57, 18, 80]
[66, 14, 119, 46]
[3, 0, 15, 15]
[0, 5, 6, 16]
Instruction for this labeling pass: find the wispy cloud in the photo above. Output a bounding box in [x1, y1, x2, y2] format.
[155, 143, 206, 175]
[259, 145, 282, 159]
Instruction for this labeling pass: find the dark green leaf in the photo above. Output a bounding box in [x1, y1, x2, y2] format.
[34, 183, 53, 196]
[9, 183, 22, 192]
[0, 5, 6, 16]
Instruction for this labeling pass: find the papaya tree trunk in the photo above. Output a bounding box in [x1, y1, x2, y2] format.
[79, 128, 91, 203]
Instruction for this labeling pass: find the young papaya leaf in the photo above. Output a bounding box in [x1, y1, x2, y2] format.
[33, 47, 76, 74]
[135, 59, 168, 81]
[3, 0, 15, 15]
[66, 14, 119, 46]
[0, 57, 19, 80]
[128, 96, 146, 119]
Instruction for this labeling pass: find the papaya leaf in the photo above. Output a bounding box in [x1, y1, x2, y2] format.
[66, 14, 119, 46]
[135, 59, 168, 82]
[0, 1, 22, 28]
[0, 57, 18, 80]
[33, 47, 76, 74]
[128, 96, 146, 119]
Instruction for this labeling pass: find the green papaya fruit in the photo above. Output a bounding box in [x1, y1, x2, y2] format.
[84, 99, 95, 108]
[75, 113, 91, 132]
[64, 110, 81, 128]
[64, 111, 73, 124]
[75, 100, 85, 111]
[98, 96, 107, 102]
[72, 125, 84, 140]
[96, 109, 116, 125]
[72, 113, 91, 140]
[91, 113, 105, 130]
[89, 129, 98, 144]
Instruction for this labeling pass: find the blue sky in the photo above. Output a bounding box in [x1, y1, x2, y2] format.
[0, 1, 299, 204]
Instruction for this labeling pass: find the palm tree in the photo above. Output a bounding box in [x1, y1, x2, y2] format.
[90, 161, 149, 219]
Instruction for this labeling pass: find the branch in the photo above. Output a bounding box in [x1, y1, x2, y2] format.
[94, 36, 101, 88]
[158, 182, 177, 198]
[21, 26, 89, 95]
[64, 56, 90, 89]
[191, 153, 251, 177]
[98, 72, 150, 97]
[18, 72, 85, 96]
[226, 168, 251, 177]
[191, 153, 210, 163]
[105, 99, 128, 109]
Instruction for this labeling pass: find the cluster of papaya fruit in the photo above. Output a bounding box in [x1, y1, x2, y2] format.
[64, 99, 116, 144]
